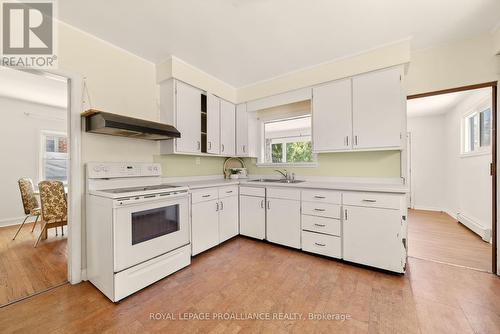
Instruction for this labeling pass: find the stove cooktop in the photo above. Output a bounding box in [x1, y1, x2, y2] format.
[100, 184, 181, 194]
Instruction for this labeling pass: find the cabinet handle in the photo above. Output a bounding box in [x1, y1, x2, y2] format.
[362, 199, 377, 203]
[202, 194, 211, 198]
[216, 202, 219, 211]
[226, 190, 233, 194]
[208, 141, 212, 150]
[220, 201, 224, 211]
[314, 208, 326, 212]
[354, 135, 358, 146]
[197, 141, 201, 150]
[314, 223, 326, 227]
[344, 209, 348, 220]
[314, 195, 326, 199]
[346, 136, 349, 146]
[260, 199, 264, 208]
[243, 145, 246, 153]
[267, 200, 270, 210]
[221, 144, 225, 152]
[314, 242, 326, 247]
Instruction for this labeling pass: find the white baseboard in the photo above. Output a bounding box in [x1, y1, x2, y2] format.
[457, 213, 491, 242]
[0, 216, 28, 228]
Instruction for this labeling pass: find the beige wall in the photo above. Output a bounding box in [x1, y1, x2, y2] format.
[59, 22, 159, 164]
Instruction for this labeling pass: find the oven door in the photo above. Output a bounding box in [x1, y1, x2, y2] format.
[113, 194, 189, 272]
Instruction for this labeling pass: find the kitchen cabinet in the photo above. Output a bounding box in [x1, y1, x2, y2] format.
[343, 192, 406, 273]
[239, 187, 266, 239]
[191, 199, 219, 256]
[236, 103, 249, 156]
[312, 78, 352, 152]
[352, 66, 404, 150]
[220, 99, 236, 156]
[219, 188, 239, 242]
[191, 185, 239, 255]
[206, 93, 221, 154]
[266, 197, 301, 249]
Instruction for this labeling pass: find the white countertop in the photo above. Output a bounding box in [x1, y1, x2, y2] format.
[168, 179, 240, 190]
[167, 177, 407, 193]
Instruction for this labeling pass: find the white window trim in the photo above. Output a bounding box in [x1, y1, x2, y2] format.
[39, 130, 68, 184]
[258, 115, 318, 167]
[460, 98, 492, 156]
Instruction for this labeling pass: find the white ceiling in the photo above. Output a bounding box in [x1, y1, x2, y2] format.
[407, 88, 490, 118]
[0, 67, 67, 108]
[59, 0, 500, 87]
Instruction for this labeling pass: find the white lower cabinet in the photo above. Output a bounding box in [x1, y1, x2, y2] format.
[191, 199, 220, 256]
[219, 195, 239, 242]
[343, 202, 405, 273]
[266, 196, 301, 249]
[191, 186, 239, 256]
[239, 194, 266, 239]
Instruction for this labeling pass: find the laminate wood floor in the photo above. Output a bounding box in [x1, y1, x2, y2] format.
[408, 209, 492, 272]
[0, 221, 67, 306]
[1, 237, 499, 334]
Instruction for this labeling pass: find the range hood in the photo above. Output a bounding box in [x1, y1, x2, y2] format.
[83, 109, 180, 140]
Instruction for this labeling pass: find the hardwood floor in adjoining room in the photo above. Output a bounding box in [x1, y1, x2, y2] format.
[408, 209, 492, 272]
[1, 237, 499, 334]
[0, 221, 67, 306]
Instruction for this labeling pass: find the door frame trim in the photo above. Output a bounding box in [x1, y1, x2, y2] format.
[408, 81, 498, 274]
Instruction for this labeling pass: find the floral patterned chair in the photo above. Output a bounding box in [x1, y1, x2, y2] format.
[36, 180, 67, 247]
[13, 177, 41, 240]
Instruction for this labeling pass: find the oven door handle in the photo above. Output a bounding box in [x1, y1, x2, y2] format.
[113, 192, 188, 207]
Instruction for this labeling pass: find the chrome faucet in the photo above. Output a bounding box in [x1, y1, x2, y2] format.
[274, 169, 289, 180]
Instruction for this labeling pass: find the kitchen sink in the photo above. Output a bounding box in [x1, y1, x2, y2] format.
[249, 178, 305, 184]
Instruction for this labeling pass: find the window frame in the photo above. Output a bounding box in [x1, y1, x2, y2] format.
[258, 115, 318, 167]
[461, 99, 492, 157]
[39, 130, 69, 184]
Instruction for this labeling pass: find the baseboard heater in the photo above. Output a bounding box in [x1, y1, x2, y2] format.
[457, 213, 491, 242]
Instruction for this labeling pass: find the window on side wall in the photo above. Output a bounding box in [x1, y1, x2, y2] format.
[40, 131, 68, 183]
[263, 116, 315, 165]
[463, 106, 491, 154]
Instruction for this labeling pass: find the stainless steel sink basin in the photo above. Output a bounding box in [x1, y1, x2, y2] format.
[249, 178, 305, 184]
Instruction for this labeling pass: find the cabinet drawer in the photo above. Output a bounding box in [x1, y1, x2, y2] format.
[302, 202, 341, 219]
[267, 187, 300, 200]
[301, 231, 341, 258]
[219, 185, 238, 198]
[239, 186, 265, 197]
[343, 192, 402, 210]
[302, 215, 341, 236]
[191, 188, 219, 204]
[302, 189, 341, 204]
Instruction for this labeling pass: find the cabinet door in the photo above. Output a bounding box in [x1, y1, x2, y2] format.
[343, 206, 403, 272]
[219, 195, 239, 243]
[239, 195, 265, 239]
[352, 67, 403, 149]
[266, 198, 301, 249]
[312, 78, 352, 151]
[191, 199, 219, 255]
[206, 93, 220, 154]
[236, 103, 249, 156]
[176, 81, 202, 153]
[220, 99, 236, 156]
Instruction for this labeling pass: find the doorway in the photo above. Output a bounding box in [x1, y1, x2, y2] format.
[0, 68, 74, 306]
[407, 82, 497, 273]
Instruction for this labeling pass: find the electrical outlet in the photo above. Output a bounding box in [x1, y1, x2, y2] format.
[195, 157, 201, 165]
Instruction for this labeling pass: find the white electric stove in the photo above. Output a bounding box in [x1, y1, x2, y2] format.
[86, 162, 191, 302]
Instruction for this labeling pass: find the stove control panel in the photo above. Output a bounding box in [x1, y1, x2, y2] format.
[87, 162, 161, 178]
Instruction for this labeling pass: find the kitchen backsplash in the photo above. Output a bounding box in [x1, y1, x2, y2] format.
[155, 150, 401, 178]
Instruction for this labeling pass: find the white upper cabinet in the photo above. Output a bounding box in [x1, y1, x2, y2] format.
[312, 78, 352, 152]
[236, 103, 249, 156]
[173, 81, 202, 153]
[206, 93, 221, 154]
[352, 66, 404, 150]
[220, 99, 236, 156]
